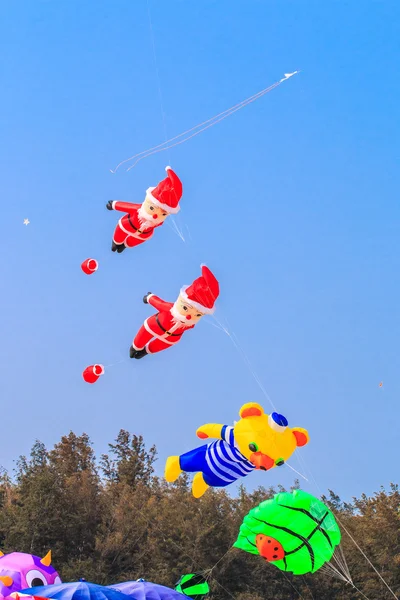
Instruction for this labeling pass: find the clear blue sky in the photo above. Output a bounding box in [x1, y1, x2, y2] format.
[1, 0, 399, 502]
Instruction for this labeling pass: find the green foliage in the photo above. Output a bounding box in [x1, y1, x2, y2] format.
[0, 431, 399, 600]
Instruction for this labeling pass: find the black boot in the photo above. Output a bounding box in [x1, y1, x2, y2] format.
[129, 346, 148, 359]
[112, 241, 125, 253]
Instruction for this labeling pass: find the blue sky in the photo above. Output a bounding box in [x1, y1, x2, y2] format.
[1, 0, 399, 502]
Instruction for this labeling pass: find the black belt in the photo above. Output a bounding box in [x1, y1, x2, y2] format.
[127, 214, 152, 236]
[155, 314, 182, 336]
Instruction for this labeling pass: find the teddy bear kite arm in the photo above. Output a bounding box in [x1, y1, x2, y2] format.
[196, 423, 225, 440]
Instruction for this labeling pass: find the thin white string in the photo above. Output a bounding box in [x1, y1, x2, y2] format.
[211, 313, 278, 412]
[352, 583, 375, 600]
[103, 358, 126, 368]
[279, 571, 305, 599]
[338, 520, 398, 599]
[296, 452, 398, 599]
[110, 72, 299, 173]
[146, 0, 171, 164]
[124, 83, 281, 172]
[285, 461, 309, 482]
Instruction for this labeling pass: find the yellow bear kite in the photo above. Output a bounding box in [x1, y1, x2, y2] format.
[165, 403, 309, 498]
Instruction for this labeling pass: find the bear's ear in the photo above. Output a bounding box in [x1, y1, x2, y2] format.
[239, 403, 264, 419]
[292, 428, 309, 447]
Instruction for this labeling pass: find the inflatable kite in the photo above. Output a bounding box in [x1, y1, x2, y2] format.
[0, 551, 61, 599]
[234, 489, 341, 575]
[82, 364, 105, 384]
[81, 259, 99, 275]
[106, 166, 182, 253]
[165, 402, 309, 498]
[110, 580, 186, 600]
[129, 265, 219, 359]
[23, 581, 132, 600]
[175, 575, 209, 600]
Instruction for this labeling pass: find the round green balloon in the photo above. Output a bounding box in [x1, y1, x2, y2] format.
[233, 489, 341, 575]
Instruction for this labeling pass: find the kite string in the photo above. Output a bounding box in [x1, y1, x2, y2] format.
[338, 521, 398, 600]
[295, 452, 398, 599]
[352, 584, 375, 600]
[124, 82, 281, 171]
[134, 503, 239, 600]
[146, 0, 171, 164]
[110, 74, 297, 172]
[285, 461, 309, 483]
[212, 313, 278, 412]
[279, 571, 305, 599]
[204, 547, 233, 576]
[111, 80, 278, 172]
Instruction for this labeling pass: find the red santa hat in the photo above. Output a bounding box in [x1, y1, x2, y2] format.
[146, 166, 182, 214]
[82, 364, 104, 384]
[180, 265, 220, 315]
[81, 258, 99, 275]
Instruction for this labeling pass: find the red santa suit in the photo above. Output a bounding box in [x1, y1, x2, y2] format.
[131, 265, 220, 357]
[108, 166, 182, 251]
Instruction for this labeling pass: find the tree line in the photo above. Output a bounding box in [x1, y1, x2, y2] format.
[0, 431, 399, 599]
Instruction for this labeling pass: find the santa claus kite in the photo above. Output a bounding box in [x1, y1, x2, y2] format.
[106, 166, 182, 253]
[130, 265, 220, 359]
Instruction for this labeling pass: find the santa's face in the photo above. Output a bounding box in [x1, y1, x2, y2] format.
[172, 295, 204, 324]
[140, 196, 169, 223]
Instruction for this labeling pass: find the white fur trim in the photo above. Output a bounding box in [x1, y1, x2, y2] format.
[147, 293, 155, 302]
[165, 166, 171, 171]
[87, 259, 98, 272]
[132, 342, 144, 351]
[146, 187, 181, 215]
[268, 414, 287, 433]
[112, 201, 117, 210]
[93, 364, 104, 376]
[179, 285, 215, 315]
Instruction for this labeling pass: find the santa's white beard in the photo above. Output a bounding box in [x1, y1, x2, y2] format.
[170, 303, 192, 326]
[138, 205, 156, 229]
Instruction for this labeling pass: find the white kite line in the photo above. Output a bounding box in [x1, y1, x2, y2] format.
[110, 71, 299, 173]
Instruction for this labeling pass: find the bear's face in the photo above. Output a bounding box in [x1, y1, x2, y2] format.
[234, 403, 309, 470]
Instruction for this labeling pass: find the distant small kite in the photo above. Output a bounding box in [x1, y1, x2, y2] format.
[379, 382, 383, 388]
[23, 219, 30, 225]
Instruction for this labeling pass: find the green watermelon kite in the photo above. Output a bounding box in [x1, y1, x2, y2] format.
[234, 489, 341, 575]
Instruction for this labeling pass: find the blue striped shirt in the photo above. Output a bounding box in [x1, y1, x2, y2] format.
[204, 425, 255, 486]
